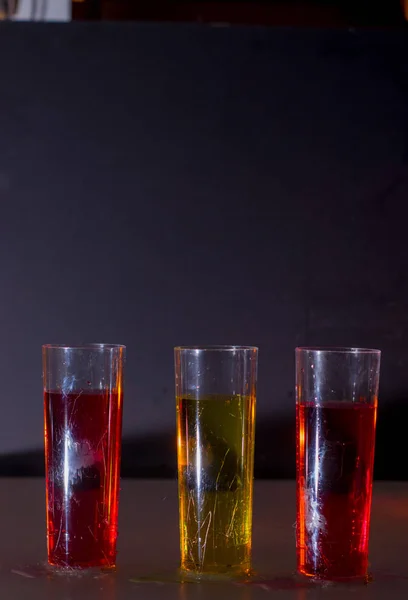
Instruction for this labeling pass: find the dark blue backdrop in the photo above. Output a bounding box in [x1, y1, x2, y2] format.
[0, 22, 407, 478]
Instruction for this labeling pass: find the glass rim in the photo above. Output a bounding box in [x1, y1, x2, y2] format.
[296, 346, 380, 355]
[42, 343, 126, 350]
[174, 345, 258, 352]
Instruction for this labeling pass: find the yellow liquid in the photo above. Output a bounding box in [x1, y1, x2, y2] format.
[176, 394, 256, 577]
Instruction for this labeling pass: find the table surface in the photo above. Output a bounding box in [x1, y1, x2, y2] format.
[1, 479, 407, 599]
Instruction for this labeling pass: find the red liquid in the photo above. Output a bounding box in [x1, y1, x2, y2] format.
[44, 389, 123, 568]
[296, 401, 377, 580]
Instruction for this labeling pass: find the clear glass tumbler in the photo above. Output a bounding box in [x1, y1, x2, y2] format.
[175, 345, 258, 578]
[296, 347, 381, 581]
[43, 343, 125, 569]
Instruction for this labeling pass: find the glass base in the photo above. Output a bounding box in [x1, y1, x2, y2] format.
[179, 565, 252, 582]
[297, 569, 372, 585]
[46, 560, 116, 574]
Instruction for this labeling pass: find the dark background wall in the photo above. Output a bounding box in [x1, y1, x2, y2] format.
[0, 22, 407, 479]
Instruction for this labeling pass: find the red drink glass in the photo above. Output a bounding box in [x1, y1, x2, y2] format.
[43, 343, 125, 569]
[296, 347, 380, 582]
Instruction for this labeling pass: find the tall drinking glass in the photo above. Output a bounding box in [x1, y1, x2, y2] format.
[296, 347, 381, 581]
[175, 346, 258, 579]
[43, 343, 125, 569]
